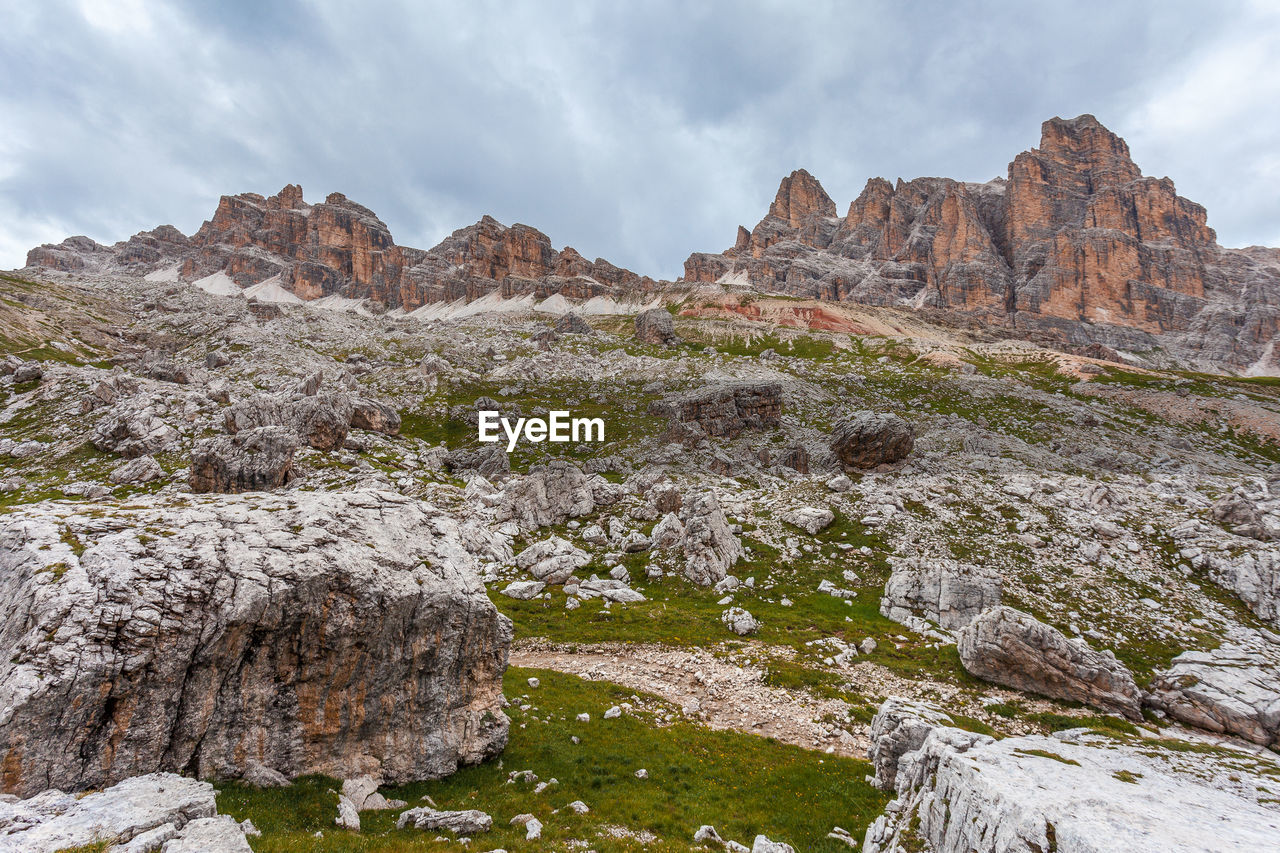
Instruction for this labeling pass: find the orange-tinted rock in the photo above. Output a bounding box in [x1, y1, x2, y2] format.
[681, 114, 1280, 371]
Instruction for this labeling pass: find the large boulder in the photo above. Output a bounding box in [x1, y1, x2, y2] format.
[188, 426, 297, 493]
[680, 491, 743, 586]
[350, 398, 402, 436]
[956, 606, 1143, 720]
[0, 773, 251, 853]
[495, 461, 595, 531]
[515, 536, 590, 584]
[881, 558, 1002, 633]
[554, 313, 593, 334]
[830, 411, 914, 469]
[224, 391, 353, 451]
[444, 444, 511, 481]
[89, 410, 179, 458]
[1146, 640, 1280, 749]
[0, 490, 510, 797]
[634, 307, 678, 344]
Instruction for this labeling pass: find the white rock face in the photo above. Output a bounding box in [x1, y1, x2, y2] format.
[880, 558, 1001, 632]
[495, 461, 596, 530]
[864, 722, 1280, 853]
[779, 506, 834, 535]
[1203, 547, 1280, 625]
[0, 489, 510, 797]
[0, 772, 251, 853]
[515, 536, 590, 584]
[682, 491, 744, 586]
[1147, 634, 1280, 749]
[867, 697, 955, 790]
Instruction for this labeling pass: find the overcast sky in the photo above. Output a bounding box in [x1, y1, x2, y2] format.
[2, 0, 1278, 279]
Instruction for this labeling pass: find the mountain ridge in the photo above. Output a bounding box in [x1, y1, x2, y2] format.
[20, 114, 1280, 374]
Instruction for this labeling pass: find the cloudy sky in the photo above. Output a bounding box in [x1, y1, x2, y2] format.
[2, 0, 1278, 278]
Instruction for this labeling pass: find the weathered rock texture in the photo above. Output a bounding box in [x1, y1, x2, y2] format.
[956, 606, 1143, 719]
[683, 115, 1280, 374]
[0, 772, 251, 853]
[1146, 639, 1280, 750]
[881, 558, 1002, 632]
[830, 411, 914, 469]
[649, 382, 783, 439]
[0, 490, 510, 797]
[680, 491, 744, 586]
[188, 426, 297, 493]
[25, 188, 655, 311]
[867, 697, 955, 791]
[634, 307, 678, 344]
[863, 706, 1280, 853]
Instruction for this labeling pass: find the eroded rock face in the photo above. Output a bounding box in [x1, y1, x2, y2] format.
[682, 115, 1280, 374]
[1146, 640, 1280, 749]
[0, 490, 510, 797]
[649, 382, 782, 439]
[863, 711, 1280, 853]
[24, 188, 656, 312]
[634, 307, 678, 345]
[516, 536, 590, 584]
[0, 772, 250, 853]
[495, 461, 596, 531]
[681, 491, 743, 586]
[189, 425, 297, 493]
[867, 697, 955, 791]
[881, 558, 1002, 633]
[956, 606, 1143, 719]
[1202, 548, 1280, 626]
[350, 398, 402, 436]
[830, 411, 914, 469]
[89, 410, 179, 458]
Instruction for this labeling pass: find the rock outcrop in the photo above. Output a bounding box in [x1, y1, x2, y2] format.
[0, 490, 510, 797]
[495, 461, 597, 531]
[830, 411, 914, 469]
[188, 425, 297, 493]
[867, 697, 955, 791]
[680, 491, 743, 586]
[682, 115, 1280, 374]
[1146, 638, 1280, 749]
[956, 606, 1143, 719]
[881, 558, 1002, 633]
[862, 700, 1280, 853]
[0, 773, 251, 853]
[649, 382, 783, 439]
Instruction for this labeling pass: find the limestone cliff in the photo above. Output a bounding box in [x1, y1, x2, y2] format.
[683, 115, 1280, 372]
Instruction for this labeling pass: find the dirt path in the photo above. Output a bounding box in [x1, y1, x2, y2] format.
[510, 640, 869, 758]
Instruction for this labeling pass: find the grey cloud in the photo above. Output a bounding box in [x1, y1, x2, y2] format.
[1, 0, 1276, 278]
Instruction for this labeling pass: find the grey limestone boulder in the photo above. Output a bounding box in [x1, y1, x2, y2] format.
[0, 489, 510, 797]
[957, 606, 1143, 719]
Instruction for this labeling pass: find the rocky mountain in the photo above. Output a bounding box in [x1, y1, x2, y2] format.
[26, 184, 657, 311]
[21, 115, 1280, 374]
[684, 115, 1280, 373]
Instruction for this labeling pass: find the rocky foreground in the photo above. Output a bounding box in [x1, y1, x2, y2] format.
[2, 196, 1280, 849]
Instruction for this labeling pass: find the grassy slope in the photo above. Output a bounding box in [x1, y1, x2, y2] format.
[218, 667, 889, 852]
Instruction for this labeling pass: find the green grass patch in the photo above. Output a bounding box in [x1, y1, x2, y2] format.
[218, 667, 890, 852]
